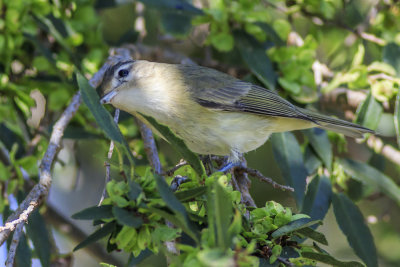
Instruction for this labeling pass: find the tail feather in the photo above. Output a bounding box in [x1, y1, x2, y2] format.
[298, 108, 375, 138]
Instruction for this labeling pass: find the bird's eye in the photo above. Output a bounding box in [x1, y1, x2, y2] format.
[118, 69, 129, 78]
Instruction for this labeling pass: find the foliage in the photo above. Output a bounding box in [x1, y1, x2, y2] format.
[1, 0, 400, 266]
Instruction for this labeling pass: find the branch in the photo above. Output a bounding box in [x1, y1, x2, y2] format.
[5, 223, 24, 267]
[99, 109, 120, 205]
[235, 165, 294, 192]
[233, 157, 257, 208]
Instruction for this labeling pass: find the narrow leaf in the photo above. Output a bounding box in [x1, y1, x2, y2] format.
[174, 186, 207, 202]
[296, 227, 328, 245]
[74, 221, 116, 251]
[271, 218, 321, 238]
[304, 145, 322, 175]
[332, 193, 377, 267]
[271, 132, 308, 208]
[302, 251, 364, 267]
[26, 210, 51, 267]
[112, 207, 143, 228]
[301, 175, 332, 224]
[71, 205, 114, 220]
[303, 128, 332, 170]
[142, 114, 206, 177]
[235, 31, 277, 90]
[78, 73, 135, 163]
[214, 181, 233, 249]
[339, 158, 400, 205]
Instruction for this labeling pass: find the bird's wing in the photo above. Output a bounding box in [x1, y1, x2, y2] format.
[190, 74, 315, 123]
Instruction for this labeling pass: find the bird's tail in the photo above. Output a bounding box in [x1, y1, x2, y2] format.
[299, 108, 375, 138]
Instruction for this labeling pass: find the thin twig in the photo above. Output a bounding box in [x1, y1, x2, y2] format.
[99, 109, 120, 205]
[5, 223, 24, 267]
[236, 165, 294, 192]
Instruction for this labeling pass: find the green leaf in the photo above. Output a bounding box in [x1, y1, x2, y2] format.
[26, 210, 51, 267]
[383, 43, 400, 76]
[355, 92, 382, 130]
[74, 221, 116, 251]
[296, 227, 328, 245]
[235, 31, 277, 90]
[210, 32, 234, 52]
[174, 186, 207, 202]
[112, 207, 143, 228]
[339, 158, 400, 205]
[303, 128, 332, 170]
[302, 251, 364, 267]
[153, 174, 199, 242]
[142, 114, 206, 177]
[301, 175, 332, 225]
[304, 145, 322, 175]
[271, 132, 308, 208]
[147, 206, 198, 242]
[332, 193, 377, 267]
[271, 218, 321, 238]
[71, 205, 114, 220]
[77, 73, 135, 164]
[213, 181, 233, 250]
[16, 233, 32, 267]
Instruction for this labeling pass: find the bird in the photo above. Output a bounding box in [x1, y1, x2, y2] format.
[99, 59, 374, 164]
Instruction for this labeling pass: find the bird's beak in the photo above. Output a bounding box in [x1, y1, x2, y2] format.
[100, 90, 118, 104]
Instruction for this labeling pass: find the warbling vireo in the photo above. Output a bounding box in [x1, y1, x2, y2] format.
[99, 59, 374, 162]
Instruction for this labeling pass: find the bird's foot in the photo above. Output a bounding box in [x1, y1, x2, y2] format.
[218, 161, 242, 173]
